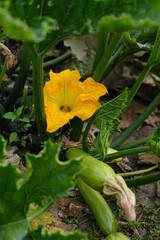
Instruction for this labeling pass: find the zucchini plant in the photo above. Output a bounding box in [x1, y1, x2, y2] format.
[0, 1, 160, 240]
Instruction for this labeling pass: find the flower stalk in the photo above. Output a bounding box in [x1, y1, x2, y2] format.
[27, 44, 48, 140]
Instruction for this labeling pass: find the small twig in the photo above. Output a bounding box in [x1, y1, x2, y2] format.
[137, 212, 143, 222]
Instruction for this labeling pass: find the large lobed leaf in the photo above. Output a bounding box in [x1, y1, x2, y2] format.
[0, 0, 160, 51]
[24, 227, 87, 240]
[0, 137, 83, 240]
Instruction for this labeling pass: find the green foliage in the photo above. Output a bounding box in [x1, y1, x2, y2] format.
[0, 136, 83, 240]
[3, 106, 24, 122]
[0, 0, 160, 52]
[9, 132, 19, 143]
[26, 227, 87, 240]
[0, 1, 58, 42]
[148, 126, 160, 157]
[89, 88, 129, 159]
[0, 135, 7, 163]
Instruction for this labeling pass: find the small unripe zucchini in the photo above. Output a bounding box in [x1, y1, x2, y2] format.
[105, 232, 130, 240]
[77, 177, 118, 235]
[66, 148, 136, 222]
[107, 148, 122, 162]
[66, 148, 115, 191]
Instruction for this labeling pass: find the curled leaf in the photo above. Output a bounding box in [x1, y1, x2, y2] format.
[103, 175, 136, 221]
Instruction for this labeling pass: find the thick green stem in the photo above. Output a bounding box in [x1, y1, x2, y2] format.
[104, 146, 151, 162]
[111, 92, 160, 148]
[70, 117, 84, 141]
[125, 172, 160, 187]
[15, 50, 72, 73]
[91, 31, 109, 75]
[101, 46, 141, 81]
[126, 65, 151, 108]
[28, 44, 48, 140]
[117, 136, 152, 150]
[82, 121, 92, 153]
[4, 43, 31, 111]
[120, 165, 159, 177]
[93, 33, 122, 82]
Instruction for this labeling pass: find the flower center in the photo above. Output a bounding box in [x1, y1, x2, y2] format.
[60, 103, 70, 112]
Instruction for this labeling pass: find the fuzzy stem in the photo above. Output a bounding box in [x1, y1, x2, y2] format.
[104, 146, 151, 162]
[4, 43, 31, 111]
[93, 33, 122, 82]
[110, 92, 160, 148]
[125, 172, 160, 187]
[70, 117, 84, 141]
[120, 165, 159, 177]
[82, 121, 92, 153]
[27, 44, 48, 140]
[126, 65, 151, 108]
[91, 31, 109, 75]
[117, 136, 152, 150]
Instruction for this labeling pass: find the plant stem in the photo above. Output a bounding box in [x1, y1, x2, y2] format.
[125, 172, 160, 187]
[126, 65, 151, 108]
[91, 31, 109, 75]
[82, 121, 92, 153]
[0, 58, 6, 99]
[93, 33, 122, 82]
[4, 43, 30, 111]
[110, 92, 160, 148]
[117, 136, 152, 150]
[15, 51, 72, 73]
[104, 146, 151, 162]
[27, 44, 48, 140]
[120, 164, 159, 177]
[70, 117, 84, 141]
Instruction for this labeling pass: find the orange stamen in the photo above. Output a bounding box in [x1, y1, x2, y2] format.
[63, 103, 69, 112]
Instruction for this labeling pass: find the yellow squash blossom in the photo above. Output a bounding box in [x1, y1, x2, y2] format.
[43, 69, 107, 132]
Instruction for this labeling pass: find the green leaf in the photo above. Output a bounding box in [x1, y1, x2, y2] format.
[9, 132, 19, 143]
[0, 164, 28, 240]
[24, 140, 83, 207]
[89, 89, 129, 160]
[1, 0, 160, 51]
[91, 88, 129, 131]
[89, 119, 111, 159]
[39, 0, 160, 53]
[148, 127, 160, 157]
[0, 1, 58, 42]
[0, 135, 7, 163]
[147, 27, 160, 67]
[27, 227, 87, 240]
[0, 139, 83, 240]
[3, 112, 17, 121]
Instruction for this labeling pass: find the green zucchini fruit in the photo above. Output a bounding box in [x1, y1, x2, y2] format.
[105, 232, 130, 240]
[77, 177, 118, 236]
[66, 148, 115, 191]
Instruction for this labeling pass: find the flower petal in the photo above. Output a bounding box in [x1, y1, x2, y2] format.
[79, 77, 108, 100]
[45, 102, 74, 132]
[71, 94, 101, 121]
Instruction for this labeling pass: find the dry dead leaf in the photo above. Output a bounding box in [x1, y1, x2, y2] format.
[0, 43, 18, 69]
[157, 181, 160, 198]
[143, 75, 156, 86]
[138, 151, 160, 165]
[64, 36, 87, 61]
[5, 146, 21, 165]
[121, 100, 145, 129]
[117, 160, 133, 172]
